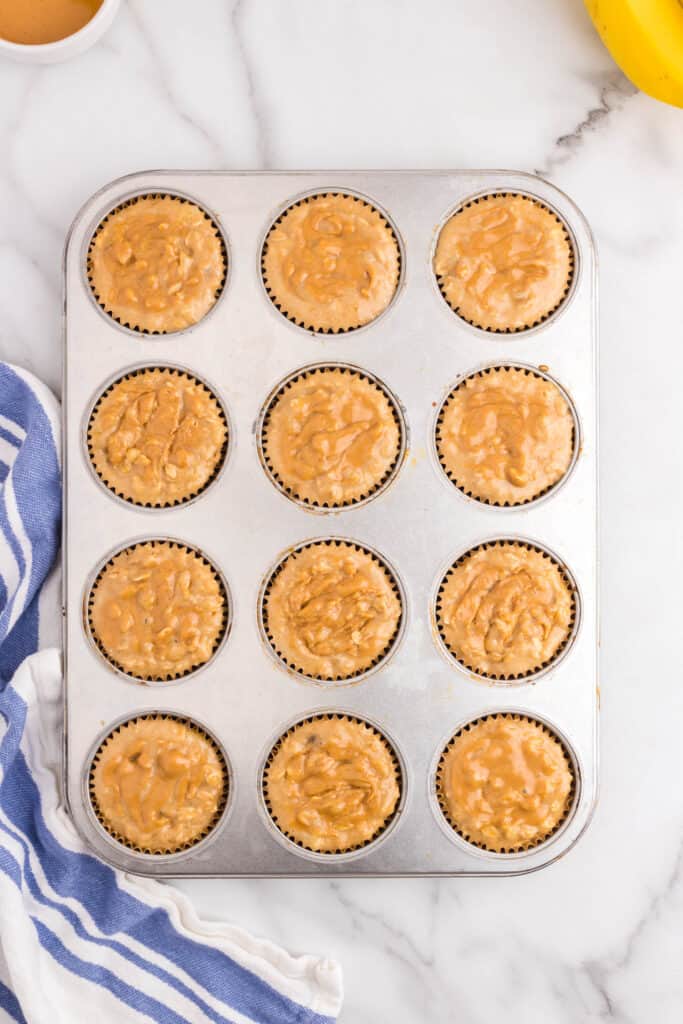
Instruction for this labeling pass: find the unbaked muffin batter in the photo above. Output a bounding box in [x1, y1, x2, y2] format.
[438, 715, 572, 851]
[437, 367, 574, 505]
[89, 196, 225, 332]
[263, 368, 400, 505]
[92, 716, 226, 852]
[89, 369, 226, 505]
[264, 542, 401, 679]
[264, 716, 400, 852]
[89, 542, 225, 679]
[438, 543, 573, 677]
[262, 194, 400, 331]
[434, 194, 572, 331]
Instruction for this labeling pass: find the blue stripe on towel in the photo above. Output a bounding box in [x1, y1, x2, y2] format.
[0, 360, 340, 1023]
[0, 979, 27, 1024]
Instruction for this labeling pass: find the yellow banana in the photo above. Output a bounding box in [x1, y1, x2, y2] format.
[585, 0, 683, 107]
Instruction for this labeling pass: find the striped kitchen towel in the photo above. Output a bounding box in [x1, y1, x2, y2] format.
[0, 362, 342, 1024]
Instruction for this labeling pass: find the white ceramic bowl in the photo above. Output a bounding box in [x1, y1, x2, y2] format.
[0, 0, 121, 64]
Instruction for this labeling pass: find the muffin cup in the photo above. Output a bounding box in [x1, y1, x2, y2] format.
[433, 537, 580, 683]
[258, 537, 407, 685]
[257, 361, 408, 512]
[86, 191, 228, 335]
[259, 710, 405, 861]
[433, 190, 577, 335]
[432, 711, 579, 857]
[85, 538, 230, 684]
[260, 189, 403, 334]
[433, 362, 580, 508]
[85, 363, 231, 509]
[87, 711, 231, 858]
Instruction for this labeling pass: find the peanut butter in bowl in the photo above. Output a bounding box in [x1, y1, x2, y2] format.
[0, 0, 103, 45]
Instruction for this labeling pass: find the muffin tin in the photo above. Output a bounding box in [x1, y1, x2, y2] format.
[63, 170, 598, 876]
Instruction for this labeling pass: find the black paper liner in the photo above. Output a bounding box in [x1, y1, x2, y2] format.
[435, 712, 576, 854]
[434, 539, 578, 681]
[89, 712, 229, 856]
[260, 192, 402, 334]
[262, 712, 403, 855]
[260, 539, 404, 683]
[86, 539, 229, 683]
[434, 365, 577, 507]
[86, 192, 227, 335]
[258, 363, 406, 510]
[433, 192, 575, 334]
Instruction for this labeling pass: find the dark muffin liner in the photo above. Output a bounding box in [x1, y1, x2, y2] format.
[86, 539, 230, 683]
[434, 192, 576, 334]
[260, 191, 402, 334]
[257, 362, 407, 511]
[88, 712, 229, 856]
[86, 192, 228, 335]
[261, 711, 403, 857]
[86, 364, 230, 509]
[434, 364, 579, 508]
[259, 538, 405, 684]
[435, 711, 577, 854]
[434, 539, 579, 682]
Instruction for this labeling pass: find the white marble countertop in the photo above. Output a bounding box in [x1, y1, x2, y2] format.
[1, 1, 681, 1020]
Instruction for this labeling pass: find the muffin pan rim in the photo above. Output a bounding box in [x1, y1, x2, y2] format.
[82, 186, 231, 338]
[255, 359, 410, 514]
[63, 168, 598, 878]
[429, 187, 580, 338]
[430, 359, 582, 511]
[83, 359, 234, 511]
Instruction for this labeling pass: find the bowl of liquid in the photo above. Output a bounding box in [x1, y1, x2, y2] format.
[0, 0, 120, 63]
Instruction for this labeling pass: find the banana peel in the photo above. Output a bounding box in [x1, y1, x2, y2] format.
[585, 0, 683, 108]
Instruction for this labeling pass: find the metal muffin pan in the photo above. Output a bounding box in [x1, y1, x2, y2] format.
[62, 170, 598, 876]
